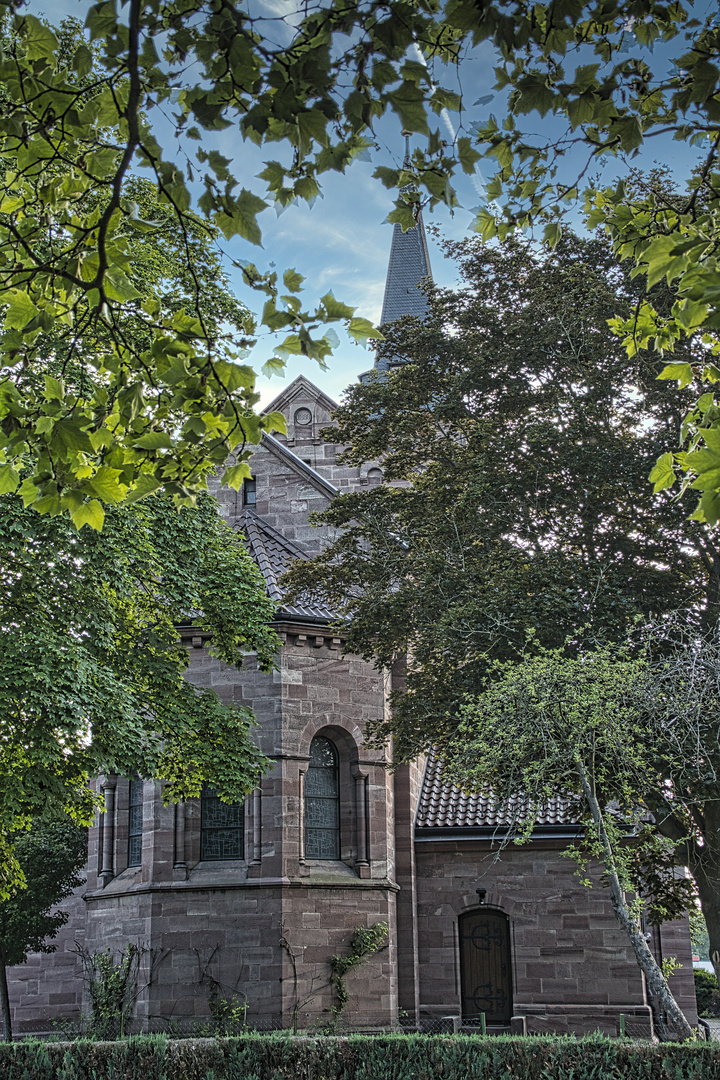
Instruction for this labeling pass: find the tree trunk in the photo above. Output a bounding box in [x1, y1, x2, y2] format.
[575, 761, 693, 1041]
[691, 848, 720, 988]
[0, 949, 12, 1043]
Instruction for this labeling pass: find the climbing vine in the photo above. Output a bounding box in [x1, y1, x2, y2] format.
[330, 923, 388, 1021]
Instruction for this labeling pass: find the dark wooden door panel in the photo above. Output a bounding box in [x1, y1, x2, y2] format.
[459, 909, 512, 1025]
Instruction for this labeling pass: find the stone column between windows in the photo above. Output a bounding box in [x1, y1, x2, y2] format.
[99, 778, 116, 888]
[251, 787, 262, 864]
[173, 801, 186, 877]
[298, 770, 306, 864]
[354, 771, 370, 878]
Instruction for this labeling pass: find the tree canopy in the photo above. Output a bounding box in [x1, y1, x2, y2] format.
[3, 0, 720, 520]
[0, 818, 87, 1041]
[444, 644, 694, 1040]
[440, 626, 720, 1018]
[285, 232, 714, 759]
[0, 489, 277, 897]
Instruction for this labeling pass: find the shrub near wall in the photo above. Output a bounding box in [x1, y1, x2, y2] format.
[2, 1034, 720, 1080]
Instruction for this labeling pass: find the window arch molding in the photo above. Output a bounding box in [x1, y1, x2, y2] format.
[300, 724, 364, 867]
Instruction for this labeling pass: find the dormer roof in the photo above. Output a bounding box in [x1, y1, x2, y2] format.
[415, 753, 580, 839]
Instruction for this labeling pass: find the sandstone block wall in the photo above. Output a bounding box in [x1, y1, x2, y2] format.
[413, 839, 698, 1035]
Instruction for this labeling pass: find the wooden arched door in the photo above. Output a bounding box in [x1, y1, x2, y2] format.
[458, 908, 512, 1025]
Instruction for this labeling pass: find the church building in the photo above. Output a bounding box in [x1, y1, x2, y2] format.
[6, 199, 697, 1039]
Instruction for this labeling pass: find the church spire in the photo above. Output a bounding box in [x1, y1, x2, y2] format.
[375, 136, 432, 373]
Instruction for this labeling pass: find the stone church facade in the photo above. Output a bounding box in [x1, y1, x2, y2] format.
[7, 208, 697, 1039]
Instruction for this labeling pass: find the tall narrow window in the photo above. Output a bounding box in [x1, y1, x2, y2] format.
[201, 784, 244, 860]
[128, 778, 143, 867]
[242, 477, 256, 506]
[305, 736, 340, 859]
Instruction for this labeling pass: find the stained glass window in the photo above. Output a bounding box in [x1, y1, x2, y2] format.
[305, 736, 340, 860]
[128, 778, 143, 867]
[201, 784, 244, 860]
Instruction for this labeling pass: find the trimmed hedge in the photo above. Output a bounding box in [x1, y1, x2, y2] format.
[696, 969, 720, 1016]
[1, 1033, 720, 1080]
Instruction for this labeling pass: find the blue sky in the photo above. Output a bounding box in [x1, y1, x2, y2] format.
[25, 0, 709, 407]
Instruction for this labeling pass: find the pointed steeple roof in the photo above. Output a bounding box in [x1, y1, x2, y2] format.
[375, 137, 432, 373]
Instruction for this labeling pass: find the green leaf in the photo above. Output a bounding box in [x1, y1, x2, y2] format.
[648, 452, 676, 493]
[457, 137, 481, 175]
[216, 189, 268, 246]
[4, 291, 38, 331]
[72, 43, 93, 77]
[348, 317, 383, 346]
[387, 204, 416, 232]
[262, 356, 286, 377]
[85, 1, 117, 41]
[543, 222, 562, 248]
[262, 410, 287, 435]
[44, 375, 64, 401]
[473, 208, 498, 242]
[222, 462, 253, 490]
[84, 467, 127, 504]
[134, 431, 174, 450]
[321, 293, 355, 320]
[20, 14, 59, 63]
[126, 474, 162, 503]
[283, 269, 304, 293]
[657, 363, 694, 388]
[387, 84, 430, 135]
[70, 499, 105, 531]
[0, 463, 20, 495]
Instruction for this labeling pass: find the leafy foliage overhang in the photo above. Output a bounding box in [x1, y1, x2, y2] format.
[3, 0, 720, 523]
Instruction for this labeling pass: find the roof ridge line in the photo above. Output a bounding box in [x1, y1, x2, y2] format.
[261, 432, 339, 500]
[262, 374, 339, 417]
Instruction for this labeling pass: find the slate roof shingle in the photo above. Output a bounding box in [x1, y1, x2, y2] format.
[380, 214, 432, 326]
[376, 211, 432, 375]
[236, 509, 340, 624]
[415, 753, 580, 835]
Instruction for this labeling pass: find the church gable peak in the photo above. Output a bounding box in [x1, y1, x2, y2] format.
[262, 374, 338, 423]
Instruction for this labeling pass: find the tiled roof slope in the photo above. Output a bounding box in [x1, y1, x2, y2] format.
[415, 754, 581, 837]
[236, 509, 339, 624]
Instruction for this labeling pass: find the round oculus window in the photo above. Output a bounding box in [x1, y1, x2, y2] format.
[294, 408, 312, 426]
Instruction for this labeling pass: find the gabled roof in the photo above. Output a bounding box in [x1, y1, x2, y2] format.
[262, 374, 339, 419]
[261, 432, 339, 500]
[235, 509, 339, 624]
[415, 754, 580, 839]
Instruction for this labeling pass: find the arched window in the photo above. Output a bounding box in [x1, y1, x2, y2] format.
[127, 778, 143, 867]
[305, 736, 340, 859]
[201, 784, 244, 860]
